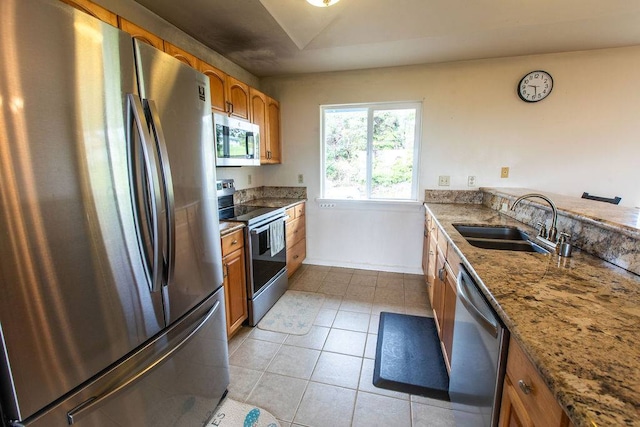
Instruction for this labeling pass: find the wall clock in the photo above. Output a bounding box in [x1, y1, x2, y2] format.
[517, 70, 553, 102]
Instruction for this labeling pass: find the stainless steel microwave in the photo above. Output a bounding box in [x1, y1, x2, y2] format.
[213, 113, 260, 166]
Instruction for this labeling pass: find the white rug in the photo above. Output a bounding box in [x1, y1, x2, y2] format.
[208, 398, 279, 427]
[257, 290, 325, 335]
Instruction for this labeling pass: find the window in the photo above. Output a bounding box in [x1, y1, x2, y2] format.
[321, 102, 421, 201]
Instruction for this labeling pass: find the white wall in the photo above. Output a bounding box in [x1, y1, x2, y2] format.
[260, 46, 640, 273]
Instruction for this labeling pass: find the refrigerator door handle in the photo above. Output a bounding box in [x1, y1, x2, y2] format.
[128, 94, 164, 293]
[66, 300, 221, 425]
[144, 99, 176, 286]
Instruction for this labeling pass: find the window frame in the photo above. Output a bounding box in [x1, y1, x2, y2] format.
[320, 101, 422, 202]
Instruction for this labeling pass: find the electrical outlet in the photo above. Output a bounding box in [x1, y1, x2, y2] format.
[247, 174, 252, 185]
[438, 175, 450, 186]
[467, 176, 476, 187]
[298, 174, 304, 184]
[319, 203, 335, 208]
[501, 167, 509, 178]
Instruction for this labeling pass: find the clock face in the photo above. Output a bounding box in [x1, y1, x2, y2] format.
[518, 70, 553, 102]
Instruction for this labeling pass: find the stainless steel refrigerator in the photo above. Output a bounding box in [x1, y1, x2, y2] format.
[0, 0, 229, 425]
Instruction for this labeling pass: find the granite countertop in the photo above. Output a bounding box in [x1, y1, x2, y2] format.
[240, 197, 306, 209]
[425, 203, 640, 427]
[483, 187, 640, 237]
[219, 221, 245, 237]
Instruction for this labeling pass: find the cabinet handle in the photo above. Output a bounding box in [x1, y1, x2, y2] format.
[293, 255, 299, 260]
[429, 251, 434, 255]
[518, 380, 532, 395]
[438, 267, 445, 281]
[231, 239, 238, 245]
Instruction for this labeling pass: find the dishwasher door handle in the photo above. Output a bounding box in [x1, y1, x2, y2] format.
[456, 268, 498, 338]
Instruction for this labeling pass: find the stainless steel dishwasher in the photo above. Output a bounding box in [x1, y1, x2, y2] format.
[449, 265, 509, 427]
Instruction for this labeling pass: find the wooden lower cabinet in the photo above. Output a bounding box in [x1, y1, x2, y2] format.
[285, 202, 306, 276]
[221, 230, 247, 338]
[426, 219, 456, 372]
[499, 337, 573, 427]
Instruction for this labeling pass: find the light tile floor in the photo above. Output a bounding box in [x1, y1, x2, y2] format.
[226, 264, 463, 427]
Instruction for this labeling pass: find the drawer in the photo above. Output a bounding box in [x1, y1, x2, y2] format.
[285, 206, 296, 223]
[221, 229, 244, 257]
[286, 202, 306, 223]
[506, 337, 566, 427]
[286, 215, 305, 247]
[446, 246, 462, 279]
[287, 238, 306, 277]
[436, 226, 447, 256]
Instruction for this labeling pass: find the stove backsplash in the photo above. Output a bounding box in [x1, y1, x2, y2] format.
[234, 186, 307, 204]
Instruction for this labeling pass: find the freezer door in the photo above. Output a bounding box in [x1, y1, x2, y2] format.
[17, 288, 229, 427]
[0, 0, 164, 421]
[133, 40, 224, 325]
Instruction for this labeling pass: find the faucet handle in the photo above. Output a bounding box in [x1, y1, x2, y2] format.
[536, 221, 548, 238]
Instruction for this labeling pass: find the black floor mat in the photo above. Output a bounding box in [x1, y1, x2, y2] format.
[373, 312, 449, 400]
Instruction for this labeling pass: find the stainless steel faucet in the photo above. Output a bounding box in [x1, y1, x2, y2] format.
[510, 193, 558, 243]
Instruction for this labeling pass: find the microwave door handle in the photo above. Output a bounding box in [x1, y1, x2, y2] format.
[128, 94, 163, 293]
[144, 99, 176, 286]
[222, 125, 230, 158]
[246, 132, 252, 157]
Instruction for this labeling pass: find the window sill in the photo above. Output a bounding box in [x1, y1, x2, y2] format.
[314, 198, 423, 212]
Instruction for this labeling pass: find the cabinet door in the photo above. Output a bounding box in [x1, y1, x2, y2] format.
[163, 41, 197, 68]
[226, 76, 250, 120]
[118, 18, 164, 50]
[197, 60, 227, 113]
[499, 375, 535, 427]
[60, 0, 117, 26]
[249, 88, 268, 163]
[266, 96, 282, 163]
[223, 248, 247, 337]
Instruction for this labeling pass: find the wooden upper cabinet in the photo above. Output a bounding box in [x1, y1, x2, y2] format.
[60, 0, 118, 26]
[226, 76, 250, 120]
[266, 96, 282, 163]
[197, 60, 227, 113]
[164, 42, 197, 68]
[249, 88, 268, 162]
[117, 18, 164, 51]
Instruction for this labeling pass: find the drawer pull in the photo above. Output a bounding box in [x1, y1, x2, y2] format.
[518, 380, 532, 395]
[293, 255, 299, 259]
[231, 239, 238, 245]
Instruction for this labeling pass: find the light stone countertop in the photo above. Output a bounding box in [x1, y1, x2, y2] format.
[239, 197, 306, 209]
[219, 221, 245, 237]
[425, 203, 640, 427]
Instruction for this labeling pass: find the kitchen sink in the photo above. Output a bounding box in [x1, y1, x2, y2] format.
[453, 224, 550, 254]
[453, 224, 529, 240]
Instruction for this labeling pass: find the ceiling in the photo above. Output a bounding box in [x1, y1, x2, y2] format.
[133, 0, 640, 77]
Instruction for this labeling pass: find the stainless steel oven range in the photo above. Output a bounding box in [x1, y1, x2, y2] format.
[217, 179, 288, 325]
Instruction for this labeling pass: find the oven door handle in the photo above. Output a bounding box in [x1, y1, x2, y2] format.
[250, 216, 288, 234]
